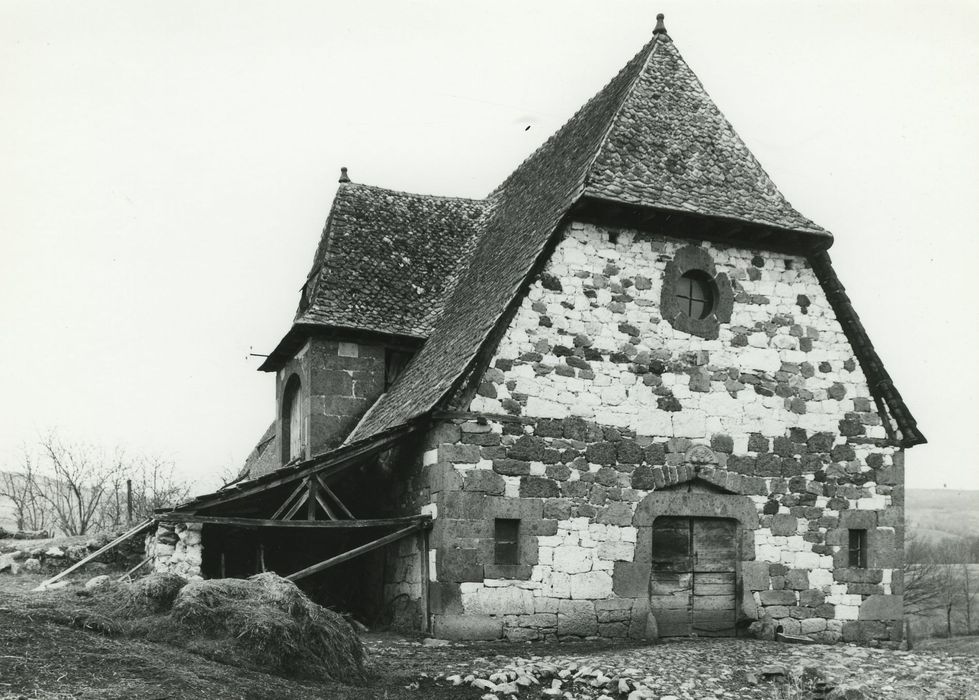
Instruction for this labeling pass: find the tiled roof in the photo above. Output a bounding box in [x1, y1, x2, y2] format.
[305, 27, 916, 449]
[297, 183, 486, 339]
[349, 34, 661, 441]
[583, 37, 826, 235]
[241, 421, 279, 479]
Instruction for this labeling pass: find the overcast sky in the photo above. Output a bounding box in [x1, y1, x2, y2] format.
[1, 1, 976, 493]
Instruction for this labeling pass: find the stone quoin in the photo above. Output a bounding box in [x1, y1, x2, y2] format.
[152, 13, 924, 646]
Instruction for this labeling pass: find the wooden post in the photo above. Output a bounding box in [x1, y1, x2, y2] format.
[418, 525, 431, 634]
[306, 478, 317, 520]
[35, 519, 154, 590]
[126, 479, 133, 525]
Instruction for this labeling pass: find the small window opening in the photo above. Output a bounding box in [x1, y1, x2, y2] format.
[848, 529, 868, 568]
[385, 350, 413, 390]
[495, 519, 520, 565]
[676, 271, 715, 320]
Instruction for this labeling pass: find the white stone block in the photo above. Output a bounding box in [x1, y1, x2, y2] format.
[422, 449, 439, 466]
[569, 571, 613, 600]
[809, 569, 833, 589]
[597, 541, 634, 562]
[552, 546, 593, 574]
[738, 348, 781, 373]
[835, 605, 860, 620]
[464, 585, 534, 615]
[525, 396, 569, 418]
[794, 552, 820, 569]
[631, 411, 672, 436]
[543, 571, 572, 599]
[672, 410, 707, 438]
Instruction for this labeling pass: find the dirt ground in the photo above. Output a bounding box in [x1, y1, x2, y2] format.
[2, 572, 979, 699]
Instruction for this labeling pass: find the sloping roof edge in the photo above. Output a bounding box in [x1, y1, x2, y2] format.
[172, 416, 430, 513]
[810, 251, 925, 448]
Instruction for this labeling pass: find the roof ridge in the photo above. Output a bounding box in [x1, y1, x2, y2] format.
[339, 180, 486, 203]
[578, 34, 664, 197]
[486, 36, 661, 200]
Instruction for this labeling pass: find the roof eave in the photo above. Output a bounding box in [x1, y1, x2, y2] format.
[572, 195, 833, 254]
[258, 323, 427, 373]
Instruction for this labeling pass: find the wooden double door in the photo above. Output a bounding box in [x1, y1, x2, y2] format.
[649, 516, 738, 637]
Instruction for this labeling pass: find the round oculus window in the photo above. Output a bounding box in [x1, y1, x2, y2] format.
[675, 271, 715, 320]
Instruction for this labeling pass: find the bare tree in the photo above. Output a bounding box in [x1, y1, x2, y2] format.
[903, 528, 942, 617]
[35, 432, 122, 536]
[0, 451, 48, 532]
[961, 561, 974, 634]
[128, 455, 192, 519]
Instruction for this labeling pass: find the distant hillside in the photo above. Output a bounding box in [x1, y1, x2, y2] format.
[907, 488, 979, 542]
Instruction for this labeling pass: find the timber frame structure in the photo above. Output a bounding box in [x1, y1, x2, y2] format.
[153, 417, 434, 628]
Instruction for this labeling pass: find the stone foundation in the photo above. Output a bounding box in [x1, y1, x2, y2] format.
[148, 522, 203, 579]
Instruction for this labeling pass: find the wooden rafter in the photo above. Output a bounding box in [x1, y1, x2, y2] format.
[153, 513, 430, 529]
[170, 418, 426, 514]
[314, 474, 354, 519]
[282, 478, 310, 520]
[285, 521, 429, 582]
[270, 480, 308, 520]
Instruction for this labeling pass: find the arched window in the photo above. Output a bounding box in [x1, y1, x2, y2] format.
[281, 374, 305, 464]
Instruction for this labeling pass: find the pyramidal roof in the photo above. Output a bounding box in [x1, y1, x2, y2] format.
[348, 23, 833, 442]
[582, 31, 826, 234]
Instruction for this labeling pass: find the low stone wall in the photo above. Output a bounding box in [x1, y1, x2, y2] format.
[148, 521, 203, 579]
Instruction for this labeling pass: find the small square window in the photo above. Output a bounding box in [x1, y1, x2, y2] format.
[848, 529, 868, 568]
[495, 519, 520, 565]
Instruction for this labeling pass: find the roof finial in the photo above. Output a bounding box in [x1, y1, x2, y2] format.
[653, 13, 667, 35]
[338, 166, 350, 183]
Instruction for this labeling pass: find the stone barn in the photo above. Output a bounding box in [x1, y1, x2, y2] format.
[153, 16, 924, 645]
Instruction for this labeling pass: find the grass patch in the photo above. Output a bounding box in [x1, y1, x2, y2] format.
[26, 572, 368, 683]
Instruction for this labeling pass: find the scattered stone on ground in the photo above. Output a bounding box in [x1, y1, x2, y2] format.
[84, 574, 111, 590]
[369, 637, 979, 699]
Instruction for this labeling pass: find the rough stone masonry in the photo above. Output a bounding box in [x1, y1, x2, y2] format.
[397, 222, 905, 645]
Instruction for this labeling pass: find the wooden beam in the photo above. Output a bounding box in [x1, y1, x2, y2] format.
[154, 513, 432, 529]
[314, 489, 337, 520]
[286, 522, 425, 582]
[117, 554, 153, 583]
[35, 519, 155, 590]
[315, 474, 354, 519]
[306, 479, 316, 520]
[283, 478, 309, 521]
[270, 480, 308, 520]
[173, 419, 427, 514]
[418, 526, 430, 634]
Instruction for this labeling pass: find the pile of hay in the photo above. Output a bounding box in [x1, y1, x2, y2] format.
[31, 572, 367, 683]
[171, 573, 366, 682]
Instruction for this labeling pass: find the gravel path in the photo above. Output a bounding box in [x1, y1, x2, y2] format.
[372, 637, 979, 700]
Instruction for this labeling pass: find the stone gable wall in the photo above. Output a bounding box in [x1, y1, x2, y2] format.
[414, 221, 904, 645]
[468, 221, 893, 444]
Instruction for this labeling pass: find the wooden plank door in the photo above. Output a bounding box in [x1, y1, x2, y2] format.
[691, 518, 737, 636]
[650, 516, 693, 636]
[650, 517, 737, 637]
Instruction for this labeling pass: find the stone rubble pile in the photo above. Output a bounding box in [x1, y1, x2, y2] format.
[0, 531, 143, 575]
